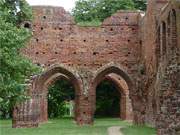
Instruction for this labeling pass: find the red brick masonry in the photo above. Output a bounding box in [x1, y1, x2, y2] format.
[12, 0, 180, 135]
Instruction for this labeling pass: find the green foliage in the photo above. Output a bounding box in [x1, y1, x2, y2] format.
[48, 80, 121, 118]
[48, 80, 75, 118]
[95, 80, 120, 118]
[77, 19, 102, 27]
[72, 0, 147, 25]
[133, 0, 147, 11]
[0, 0, 33, 24]
[0, 0, 40, 118]
[72, 0, 135, 23]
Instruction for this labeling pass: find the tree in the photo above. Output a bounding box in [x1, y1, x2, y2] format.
[72, 0, 146, 24]
[96, 0, 135, 21]
[133, 0, 147, 11]
[0, 0, 40, 118]
[0, 0, 33, 25]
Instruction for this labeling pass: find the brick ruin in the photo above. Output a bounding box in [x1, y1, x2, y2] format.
[12, 0, 180, 134]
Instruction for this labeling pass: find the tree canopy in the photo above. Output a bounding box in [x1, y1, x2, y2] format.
[0, 0, 33, 24]
[0, 0, 39, 118]
[133, 0, 147, 11]
[72, 0, 147, 25]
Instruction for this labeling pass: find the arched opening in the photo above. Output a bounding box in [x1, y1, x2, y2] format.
[47, 77, 75, 119]
[161, 21, 166, 56]
[171, 9, 177, 48]
[167, 12, 171, 56]
[91, 64, 133, 121]
[95, 78, 121, 118]
[24, 22, 31, 29]
[156, 27, 161, 69]
[35, 65, 82, 123]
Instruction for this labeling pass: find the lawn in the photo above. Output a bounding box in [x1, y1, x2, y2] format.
[0, 118, 156, 135]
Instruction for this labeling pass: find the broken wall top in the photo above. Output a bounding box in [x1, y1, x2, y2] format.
[32, 6, 141, 27]
[32, 6, 75, 25]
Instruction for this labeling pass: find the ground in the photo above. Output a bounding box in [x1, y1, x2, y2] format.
[0, 118, 156, 135]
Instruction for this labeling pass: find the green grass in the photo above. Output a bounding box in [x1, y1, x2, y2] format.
[0, 118, 156, 135]
[76, 20, 102, 27]
[121, 125, 157, 135]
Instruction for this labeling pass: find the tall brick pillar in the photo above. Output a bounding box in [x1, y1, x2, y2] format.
[12, 97, 40, 128]
[76, 69, 94, 125]
[76, 94, 93, 125]
[39, 95, 48, 123]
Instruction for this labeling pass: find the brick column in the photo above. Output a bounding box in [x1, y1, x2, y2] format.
[39, 95, 48, 123]
[12, 97, 40, 128]
[76, 94, 93, 125]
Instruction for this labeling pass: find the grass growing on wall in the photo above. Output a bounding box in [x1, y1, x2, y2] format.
[76, 20, 102, 27]
[0, 118, 156, 135]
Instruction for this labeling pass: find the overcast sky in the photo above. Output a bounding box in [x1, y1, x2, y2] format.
[26, 0, 77, 11]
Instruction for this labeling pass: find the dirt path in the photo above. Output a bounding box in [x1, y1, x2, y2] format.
[108, 126, 124, 135]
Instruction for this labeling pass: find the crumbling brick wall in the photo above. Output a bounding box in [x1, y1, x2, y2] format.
[13, 7, 141, 128]
[140, 0, 180, 134]
[12, 1, 180, 135]
[22, 7, 141, 72]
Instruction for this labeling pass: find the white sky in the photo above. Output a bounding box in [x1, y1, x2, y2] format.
[26, 0, 77, 11]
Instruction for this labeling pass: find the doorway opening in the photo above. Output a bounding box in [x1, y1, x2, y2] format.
[95, 79, 121, 118]
[48, 79, 75, 119]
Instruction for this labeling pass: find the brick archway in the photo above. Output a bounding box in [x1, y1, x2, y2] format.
[90, 63, 134, 121]
[12, 64, 84, 127]
[35, 64, 83, 123]
[104, 75, 133, 120]
[38, 73, 73, 122]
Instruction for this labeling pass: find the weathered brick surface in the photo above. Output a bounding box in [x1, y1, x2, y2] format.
[12, 1, 180, 134]
[22, 7, 140, 72]
[140, 0, 180, 134]
[14, 7, 140, 127]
